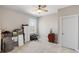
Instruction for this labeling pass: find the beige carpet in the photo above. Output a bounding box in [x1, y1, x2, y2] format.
[10, 39, 77, 53]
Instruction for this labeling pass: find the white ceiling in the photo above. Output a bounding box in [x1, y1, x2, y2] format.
[1, 5, 70, 17]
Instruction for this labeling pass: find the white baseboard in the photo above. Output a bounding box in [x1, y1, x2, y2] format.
[75, 49, 79, 52]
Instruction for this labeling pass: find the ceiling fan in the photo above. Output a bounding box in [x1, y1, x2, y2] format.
[35, 5, 48, 13]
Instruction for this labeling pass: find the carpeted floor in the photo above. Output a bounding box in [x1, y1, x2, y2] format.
[10, 39, 77, 53]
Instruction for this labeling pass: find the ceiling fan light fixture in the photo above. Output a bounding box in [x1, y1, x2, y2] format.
[35, 5, 48, 14]
[36, 9, 43, 13]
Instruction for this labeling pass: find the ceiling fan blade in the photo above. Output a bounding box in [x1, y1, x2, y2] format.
[44, 10, 48, 12]
[41, 5, 47, 8]
[41, 8, 48, 12]
[34, 5, 48, 13]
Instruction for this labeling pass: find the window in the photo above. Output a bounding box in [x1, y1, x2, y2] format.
[29, 18, 37, 34]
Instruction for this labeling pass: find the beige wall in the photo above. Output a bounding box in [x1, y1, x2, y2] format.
[58, 5, 79, 16]
[0, 9, 3, 29]
[39, 13, 58, 40]
[0, 7, 38, 31]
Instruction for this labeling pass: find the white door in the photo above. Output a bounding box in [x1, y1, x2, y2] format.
[62, 15, 78, 50]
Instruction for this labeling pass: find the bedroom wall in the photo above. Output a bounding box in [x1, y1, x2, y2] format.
[39, 13, 58, 41]
[58, 5, 79, 16]
[0, 7, 38, 31]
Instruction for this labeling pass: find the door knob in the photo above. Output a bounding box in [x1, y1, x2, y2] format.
[62, 33, 64, 35]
